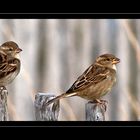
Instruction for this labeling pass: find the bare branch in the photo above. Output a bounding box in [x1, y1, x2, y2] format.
[86, 101, 107, 121]
[34, 93, 60, 121]
[0, 86, 9, 121]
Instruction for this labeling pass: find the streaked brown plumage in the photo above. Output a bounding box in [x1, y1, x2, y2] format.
[46, 54, 120, 105]
[0, 41, 22, 86]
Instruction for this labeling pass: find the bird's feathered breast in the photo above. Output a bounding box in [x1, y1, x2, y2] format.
[0, 51, 20, 82]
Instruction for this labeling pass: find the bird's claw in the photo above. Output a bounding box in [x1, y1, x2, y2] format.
[93, 99, 108, 112]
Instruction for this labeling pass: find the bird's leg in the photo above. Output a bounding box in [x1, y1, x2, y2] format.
[95, 99, 108, 104]
[93, 99, 108, 112]
[0, 86, 8, 95]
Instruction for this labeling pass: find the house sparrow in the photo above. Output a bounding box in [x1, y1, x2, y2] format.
[46, 54, 120, 106]
[0, 41, 22, 86]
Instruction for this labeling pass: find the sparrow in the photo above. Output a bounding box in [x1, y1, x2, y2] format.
[46, 54, 120, 106]
[0, 41, 22, 86]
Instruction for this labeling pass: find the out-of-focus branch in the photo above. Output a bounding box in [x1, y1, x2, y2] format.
[120, 20, 140, 64]
[125, 88, 140, 120]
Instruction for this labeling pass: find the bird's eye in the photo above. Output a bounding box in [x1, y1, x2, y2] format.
[106, 58, 110, 61]
[9, 48, 13, 51]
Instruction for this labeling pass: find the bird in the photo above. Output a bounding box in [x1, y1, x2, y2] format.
[0, 41, 22, 87]
[45, 53, 120, 106]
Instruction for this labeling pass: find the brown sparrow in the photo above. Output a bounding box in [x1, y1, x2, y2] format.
[0, 41, 22, 86]
[46, 54, 120, 105]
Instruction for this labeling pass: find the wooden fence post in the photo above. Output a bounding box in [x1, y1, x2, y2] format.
[34, 93, 60, 121]
[0, 86, 9, 121]
[85, 101, 107, 121]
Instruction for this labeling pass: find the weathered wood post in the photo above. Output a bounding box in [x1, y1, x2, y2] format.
[86, 101, 107, 121]
[34, 93, 60, 121]
[0, 86, 9, 121]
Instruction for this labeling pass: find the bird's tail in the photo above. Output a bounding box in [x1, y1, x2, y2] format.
[45, 92, 77, 106]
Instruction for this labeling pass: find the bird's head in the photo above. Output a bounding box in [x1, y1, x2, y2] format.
[0, 41, 22, 58]
[95, 54, 120, 70]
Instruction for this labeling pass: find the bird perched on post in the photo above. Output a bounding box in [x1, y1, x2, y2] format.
[0, 41, 22, 86]
[46, 54, 120, 106]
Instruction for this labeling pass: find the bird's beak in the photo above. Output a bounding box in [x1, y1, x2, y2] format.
[112, 58, 120, 64]
[16, 48, 22, 53]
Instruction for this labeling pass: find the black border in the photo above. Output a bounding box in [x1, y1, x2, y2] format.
[0, 13, 140, 19]
[0, 121, 140, 127]
[0, 2, 139, 14]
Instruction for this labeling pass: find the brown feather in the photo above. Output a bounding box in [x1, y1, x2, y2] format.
[66, 64, 109, 93]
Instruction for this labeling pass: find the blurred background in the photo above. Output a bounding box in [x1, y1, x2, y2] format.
[0, 19, 140, 121]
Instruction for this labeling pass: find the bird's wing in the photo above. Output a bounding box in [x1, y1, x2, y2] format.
[0, 52, 18, 78]
[0, 50, 7, 63]
[66, 64, 110, 93]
